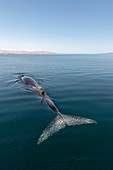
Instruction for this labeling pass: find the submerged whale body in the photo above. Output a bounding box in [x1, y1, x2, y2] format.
[18, 75, 97, 145]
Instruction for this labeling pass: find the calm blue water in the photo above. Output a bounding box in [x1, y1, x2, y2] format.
[0, 54, 113, 170]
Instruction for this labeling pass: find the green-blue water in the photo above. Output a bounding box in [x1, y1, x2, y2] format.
[0, 54, 113, 170]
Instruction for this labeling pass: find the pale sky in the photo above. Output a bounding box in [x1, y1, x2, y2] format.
[0, 0, 113, 53]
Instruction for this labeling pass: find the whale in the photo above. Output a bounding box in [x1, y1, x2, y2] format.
[18, 75, 45, 96]
[18, 75, 97, 145]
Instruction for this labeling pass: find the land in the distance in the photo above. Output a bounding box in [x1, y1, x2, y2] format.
[0, 49, 56, 55]
[0, 49, 112, 55]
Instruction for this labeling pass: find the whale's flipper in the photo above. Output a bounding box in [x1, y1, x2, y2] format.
[37, 113, 97, 145]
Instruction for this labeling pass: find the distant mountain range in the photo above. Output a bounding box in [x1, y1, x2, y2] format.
[0, 49, 56, 54]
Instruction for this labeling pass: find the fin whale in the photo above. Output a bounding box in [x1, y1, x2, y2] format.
[18, 75, 97, 145]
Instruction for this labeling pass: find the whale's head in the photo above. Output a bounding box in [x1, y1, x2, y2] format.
[18, 74, 24, 81]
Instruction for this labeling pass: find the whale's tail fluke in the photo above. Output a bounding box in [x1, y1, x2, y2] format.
[37, 113, 97, 145]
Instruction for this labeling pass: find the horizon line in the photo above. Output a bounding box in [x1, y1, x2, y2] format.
[0, 49, 113, 55]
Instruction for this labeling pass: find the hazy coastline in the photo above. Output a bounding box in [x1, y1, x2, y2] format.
[0, 49, 112, 55]
[0, 49, 56, 55]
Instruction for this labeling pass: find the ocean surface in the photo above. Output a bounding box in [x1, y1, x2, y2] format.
[0, 54, 113, 170]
